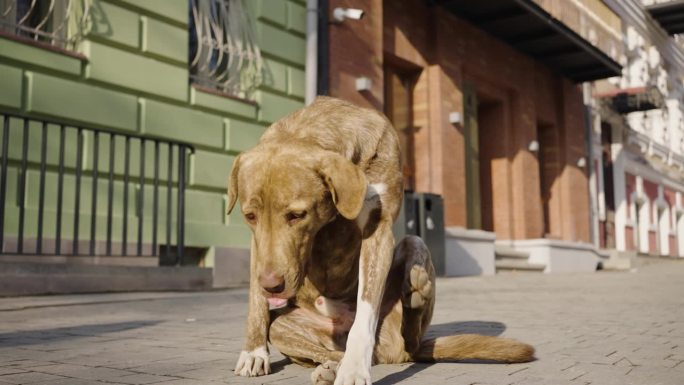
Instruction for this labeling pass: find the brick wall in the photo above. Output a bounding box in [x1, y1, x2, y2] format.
[330, 0, 592, 242]
[329, 0, 384, 110]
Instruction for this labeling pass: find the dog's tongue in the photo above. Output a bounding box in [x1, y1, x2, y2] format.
[267, 298, 288, 309]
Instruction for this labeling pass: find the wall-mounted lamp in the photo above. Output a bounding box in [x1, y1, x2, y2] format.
[528, 140, 539, 152]
[333, 7, 364, 23]
[577, 157, 587, 168]
[448, 112, 462, 124]
[355, 77, 372, 92]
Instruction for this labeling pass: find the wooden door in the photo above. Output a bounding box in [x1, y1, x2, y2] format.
[463, 83, 481, 230]
[384, 66, 416, 191]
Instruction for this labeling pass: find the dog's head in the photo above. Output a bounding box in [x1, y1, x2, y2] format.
[227, 144, 367, 305]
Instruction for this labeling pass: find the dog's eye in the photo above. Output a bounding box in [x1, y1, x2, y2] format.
[286, 211, 306, 225]
[244, 213, 257, 224]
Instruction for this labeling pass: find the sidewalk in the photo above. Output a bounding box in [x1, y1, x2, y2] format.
[1, 258, 683, 385]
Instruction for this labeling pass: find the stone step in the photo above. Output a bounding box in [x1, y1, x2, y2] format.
[495, 258, 545, 273]
[0, 254, 158, 267]
[0, 262, 212, 296]
[494, 245, 530, 260]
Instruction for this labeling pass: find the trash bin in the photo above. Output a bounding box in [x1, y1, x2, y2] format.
[392, 191, 420, 239]
[418, 193, 445, 276]
[392, 191, 446, 276]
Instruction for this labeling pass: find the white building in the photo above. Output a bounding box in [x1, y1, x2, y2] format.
[591, 0, 684, 263]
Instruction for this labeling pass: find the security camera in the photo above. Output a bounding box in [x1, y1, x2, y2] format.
[333, 7, 365, 22]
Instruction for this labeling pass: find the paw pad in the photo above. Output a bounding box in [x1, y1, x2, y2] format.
[404, 265, 432, 309]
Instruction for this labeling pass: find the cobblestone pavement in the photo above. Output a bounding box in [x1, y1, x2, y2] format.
[1, 258, 683, 385]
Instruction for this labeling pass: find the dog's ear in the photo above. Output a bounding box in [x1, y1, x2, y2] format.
[318, 152, 367, 219]
[227, 153, 242, 214]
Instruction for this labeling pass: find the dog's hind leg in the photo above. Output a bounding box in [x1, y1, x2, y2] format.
[395, 235, 436, 356]
[371, 236, 435, 365]
[269, 307, 345, 368]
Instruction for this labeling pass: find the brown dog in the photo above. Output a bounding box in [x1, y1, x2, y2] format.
[228, 97, 533, 385]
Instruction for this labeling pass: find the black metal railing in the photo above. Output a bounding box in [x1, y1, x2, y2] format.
[0, 112, 194, 263]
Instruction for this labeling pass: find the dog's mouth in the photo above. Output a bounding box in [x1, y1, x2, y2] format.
[261, 266, 306, 310]
[263, 288, 296, 310]
[267, 297, 289, 309]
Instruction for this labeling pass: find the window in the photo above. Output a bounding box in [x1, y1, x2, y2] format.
[189, 0, 263, 99]
[0, 0, 89, 51]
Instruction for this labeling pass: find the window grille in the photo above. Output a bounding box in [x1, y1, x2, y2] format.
[189, 0, 263, 98]
[0, 0, 90, 51]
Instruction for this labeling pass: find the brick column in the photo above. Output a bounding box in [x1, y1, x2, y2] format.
[480, 98, 514, 239]
[558, 80, 591, 243]
[509, 92, 545, 240]
[434, 65, 467, 227]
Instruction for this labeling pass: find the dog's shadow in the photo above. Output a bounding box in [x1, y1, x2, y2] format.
[375, 320, 507, 385]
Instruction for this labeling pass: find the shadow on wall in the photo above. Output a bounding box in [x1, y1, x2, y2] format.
[260, 58, 277, 93]
[89, 0, 113, 38]
[375, 320, 507, 385]
[0, 320, 161, 348]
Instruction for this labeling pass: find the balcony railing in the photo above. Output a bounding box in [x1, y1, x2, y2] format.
[189, 0, 263, 98]
[0, 112, 193, 263]
[0, 0, 91, 51]
[532, 0, 623, 64]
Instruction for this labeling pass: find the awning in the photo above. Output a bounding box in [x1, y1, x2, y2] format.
[433, 0, 622, 82]
[646, 0, 684, 35]
[596, 86, 665, 114]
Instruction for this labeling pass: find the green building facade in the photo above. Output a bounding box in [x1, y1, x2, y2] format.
[0, 0, 306, 282]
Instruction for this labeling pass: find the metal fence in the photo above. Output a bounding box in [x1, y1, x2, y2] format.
[0, 112, 193, 263]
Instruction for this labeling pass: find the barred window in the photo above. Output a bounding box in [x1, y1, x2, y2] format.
[0, 0, 90, 51]
[189, 0, 263, 99]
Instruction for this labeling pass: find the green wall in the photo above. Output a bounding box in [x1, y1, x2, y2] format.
[0, 0, 306, 251]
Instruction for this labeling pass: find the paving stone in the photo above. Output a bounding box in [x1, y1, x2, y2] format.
[0, 368, 27, 376]
[0, 258, 682, 384]
[151, 380, 220, 385]
[121, 362, 204, 376]
[29, 378, 99, 385]
[29, 363, 136, 381]
[0, 371, 68, 384]
[112, 373, 176, 384]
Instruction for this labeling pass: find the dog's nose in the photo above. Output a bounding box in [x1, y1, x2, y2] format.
[259, 271, 285, 294]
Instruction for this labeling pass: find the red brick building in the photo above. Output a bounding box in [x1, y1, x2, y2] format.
[324, 0, 623, 274]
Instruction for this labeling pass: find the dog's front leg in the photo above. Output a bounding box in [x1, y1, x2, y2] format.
[234, 240, 271, 377]
[335, 221, 394, 385]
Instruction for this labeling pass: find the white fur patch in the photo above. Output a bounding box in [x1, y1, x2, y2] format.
[334, 248, 377, 385]
[234, 346, 270, 377]
[369, 183, 387, 195]
[356, 183, 387, 230]
[334, 301, 374, 385]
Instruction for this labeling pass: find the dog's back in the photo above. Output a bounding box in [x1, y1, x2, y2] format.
[258, 97, 397, 171]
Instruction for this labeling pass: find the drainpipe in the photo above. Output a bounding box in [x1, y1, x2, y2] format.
[317, 0, 329, 96]
[305, 0, 318, 105]
[583, 82, 599, 248]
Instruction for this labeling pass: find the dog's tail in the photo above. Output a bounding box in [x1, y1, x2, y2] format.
[413, 334, 535, 363]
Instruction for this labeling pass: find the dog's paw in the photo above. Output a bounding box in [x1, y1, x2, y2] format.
[310, 360, 338, 385]
[403, 264, 432, 309]
[334, 355, 371, 385]
[234, 346, 270, 377]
